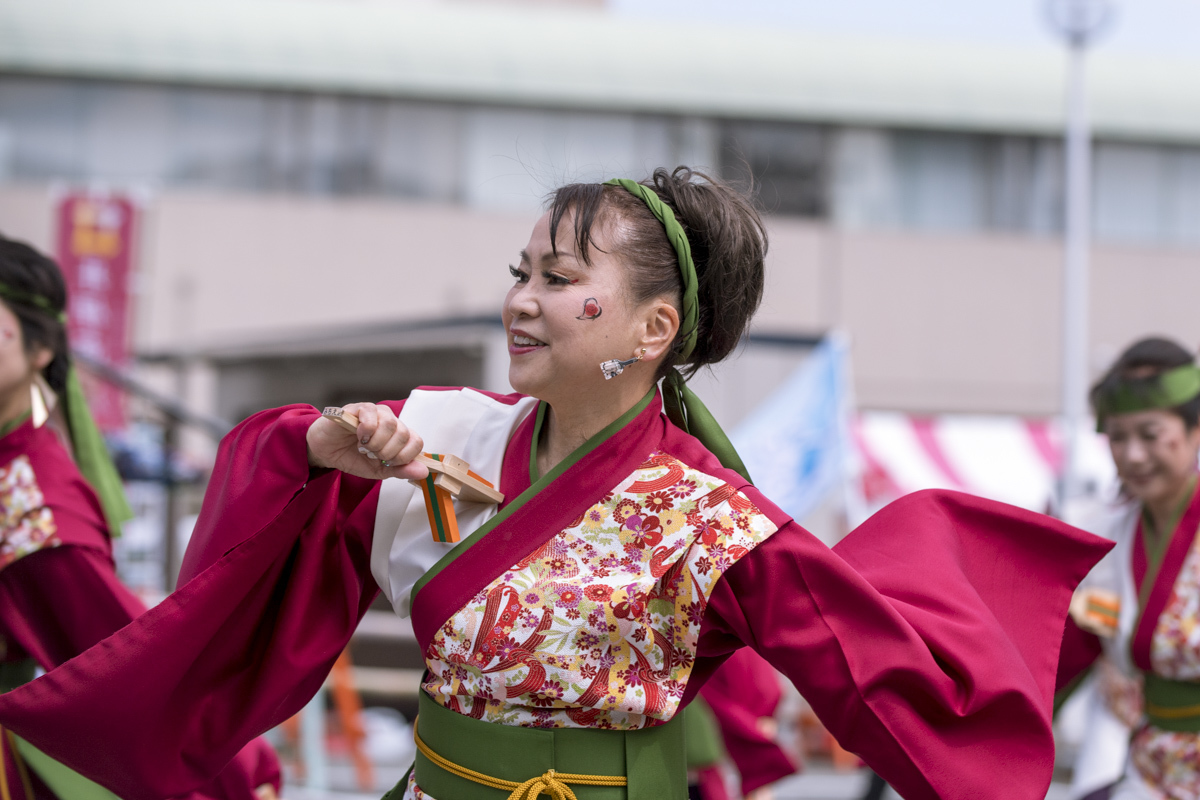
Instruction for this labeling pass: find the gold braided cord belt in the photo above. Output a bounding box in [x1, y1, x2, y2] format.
[1147, 700, 1200, 719]
[413, 717, 628, 800]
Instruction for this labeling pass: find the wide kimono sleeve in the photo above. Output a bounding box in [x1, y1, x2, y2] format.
[1056, 618, 1103, 696]
[0, 403, 392, 800]
[691, 489, 1112, 800]
[0, 548, 144, 668]
[0, 548, 282, 800]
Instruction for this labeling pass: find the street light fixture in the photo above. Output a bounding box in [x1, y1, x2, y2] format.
[1045, 0, 1113, 519]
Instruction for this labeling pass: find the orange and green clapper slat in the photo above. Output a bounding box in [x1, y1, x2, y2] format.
[1084, 595, 1120, 628]
[417, 453, 499, 544]
[420, 455, 460, 543]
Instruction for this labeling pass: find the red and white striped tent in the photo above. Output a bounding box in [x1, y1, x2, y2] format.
[854, 413, 1117, 513]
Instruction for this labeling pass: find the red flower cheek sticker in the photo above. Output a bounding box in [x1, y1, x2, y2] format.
[576, 297, 602, 320]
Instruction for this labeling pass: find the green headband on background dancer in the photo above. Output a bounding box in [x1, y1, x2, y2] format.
[603, 177, 752, 483]
[1093, 363, 1200, 432]
[0, 280, 133, 534]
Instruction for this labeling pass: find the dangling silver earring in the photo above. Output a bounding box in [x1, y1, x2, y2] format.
[30, 374, 54, 428]
[600, 348, 646, 380]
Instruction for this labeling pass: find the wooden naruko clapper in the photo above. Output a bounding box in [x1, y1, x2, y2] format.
[321, 406, 504, 543]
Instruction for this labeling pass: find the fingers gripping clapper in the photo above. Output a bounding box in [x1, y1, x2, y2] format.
[320, 407, 504, 543]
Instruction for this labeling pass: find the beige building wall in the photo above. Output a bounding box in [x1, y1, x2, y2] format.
[2, 183, 1199, 427]
[834, 231, 1065, 415]
[135, 193, 528, 354]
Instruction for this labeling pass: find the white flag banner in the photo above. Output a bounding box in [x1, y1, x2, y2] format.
[731, 335, 852, 525]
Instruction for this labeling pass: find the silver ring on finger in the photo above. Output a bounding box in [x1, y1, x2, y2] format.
[380, 459, 392, 468]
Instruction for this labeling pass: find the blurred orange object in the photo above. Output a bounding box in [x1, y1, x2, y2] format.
[1070, 588, 1121, 637]
[797, 706, 861, 771]
[281, 648, 374, 790]
[330, 650, 374, 790]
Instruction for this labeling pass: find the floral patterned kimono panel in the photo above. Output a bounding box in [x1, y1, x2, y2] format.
[0, 387, 1110, 800]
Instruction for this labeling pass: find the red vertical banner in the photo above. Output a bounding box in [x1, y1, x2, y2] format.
[54, 193, 137, 432]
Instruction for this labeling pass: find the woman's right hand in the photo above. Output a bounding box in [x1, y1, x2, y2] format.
[305, 402, 429, 482]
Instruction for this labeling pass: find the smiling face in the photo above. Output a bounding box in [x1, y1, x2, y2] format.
[1104, 408, 1200, 507]
[502, 211, 661, 409]
[0, 301, 51, 423]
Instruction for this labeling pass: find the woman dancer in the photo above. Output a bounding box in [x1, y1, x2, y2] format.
[0, 234, 280, 800]
[0, 169, 1107, 800]
[1062, 337, 1200, 800]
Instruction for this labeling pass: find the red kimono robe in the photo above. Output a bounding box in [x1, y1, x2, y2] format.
[0, 388, 1110, 800]
[0, 418, 280, 800]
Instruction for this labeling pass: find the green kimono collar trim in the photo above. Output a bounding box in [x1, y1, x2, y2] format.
[528, 389, 655, 485]
[1095, 364, 1200, 431]
[413, 388, 657, 611]
[0, 409, 32, 438]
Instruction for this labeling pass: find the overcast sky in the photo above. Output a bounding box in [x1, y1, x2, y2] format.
[610, 0, 1200, 59]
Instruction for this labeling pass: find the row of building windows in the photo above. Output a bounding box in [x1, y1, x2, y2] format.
[1, 75, 1198, 246]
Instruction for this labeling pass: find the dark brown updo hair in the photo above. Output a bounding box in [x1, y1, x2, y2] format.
[546, 166, 767, 379]
[1090, 336, 1200, 430]
[0, 233, 71, 398]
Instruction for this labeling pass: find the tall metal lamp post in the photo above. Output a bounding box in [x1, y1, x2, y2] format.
[1047, 0, 1113, 518]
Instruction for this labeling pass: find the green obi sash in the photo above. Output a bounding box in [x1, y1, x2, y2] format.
[1, 659, 121, 800]
[1144, 672, 1200, 733]
[391, 691, 687, 800]
[682, 699, 724, 770]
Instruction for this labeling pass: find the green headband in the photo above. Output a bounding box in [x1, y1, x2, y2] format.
[603, 178, 750, 483]
[604, 179, 699, 361]
[0, 280, 66, 323]
[1094, 364, 1200, 431]
[0, 281, 131, 534]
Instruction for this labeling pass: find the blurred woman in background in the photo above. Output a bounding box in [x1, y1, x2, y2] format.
[1062, 336, 1200, 800]
[0, 233, 280, 800]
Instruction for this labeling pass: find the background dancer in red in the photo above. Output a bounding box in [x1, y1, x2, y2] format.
[0, 234, 280, 800]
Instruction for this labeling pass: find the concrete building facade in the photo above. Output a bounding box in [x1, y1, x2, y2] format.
[1, 0, 1199, 455]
